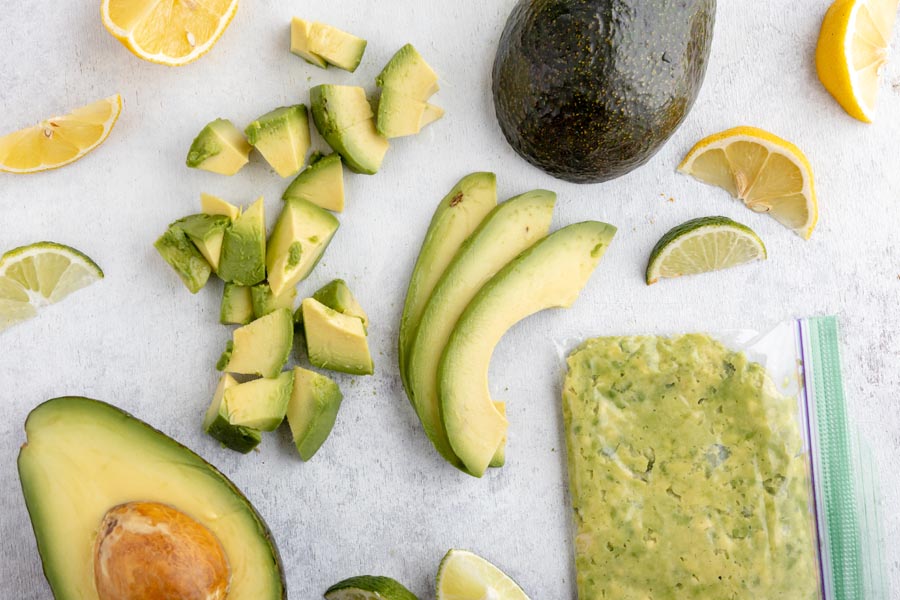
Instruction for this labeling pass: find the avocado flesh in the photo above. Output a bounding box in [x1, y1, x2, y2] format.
[398, 172, 497, 394]
[406, 190, 556, 468]
[312, 278, 369, 332]
[290, 17, 328, 68]
[283, 153, 345, 212]
[154, 226, 212, 294]
[17, 396, 285, 599]
[225, 371, 294, 431]
[376, 43, 439, 98]
[204, 374, 261, 453]
[287, 367, 344, 460]
[302, 298, 373, 375]
[489, 401, 507, 468]
[266, 198, 339, 297]
[221, 283, 254, 325]
[420, 103, 445, 129]
[376, 89, 427, 138]
[186, 118, 251, 176]
[218, 196, 266, 286]
[307, 21, 367, 72]
[324, 119, 389, 175]
[201, 193, 241, 220]
[310, 85, 389, 175]
[173, 213, 230, 271]
[251, 282, 298, 319]
[440, 221, 617, 477]
[492, 0, 715, 183]
[245, 105, 311, 178]
[218, 309, 294, 379]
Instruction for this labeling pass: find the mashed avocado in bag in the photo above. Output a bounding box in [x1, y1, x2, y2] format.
[562, 334, 819, 599]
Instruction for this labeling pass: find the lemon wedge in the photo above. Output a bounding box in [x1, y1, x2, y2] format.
[101, 0, 238, 66]
[677, 126, 818, 239]
[816, 0, 899, 122]
[0, 96, 121, 173]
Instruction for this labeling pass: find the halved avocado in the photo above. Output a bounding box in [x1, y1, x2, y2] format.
[18, 396, 285, 599]
[439, 221, 617, 477]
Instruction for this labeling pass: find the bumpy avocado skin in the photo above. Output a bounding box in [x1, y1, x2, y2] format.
[493, 0, 716, 183]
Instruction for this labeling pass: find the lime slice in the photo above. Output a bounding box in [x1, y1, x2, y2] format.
[0, 242, 103, 332]
[436, 549, 530, 600]
[646, 216, 767, 285]
[325, 575, 418, 600]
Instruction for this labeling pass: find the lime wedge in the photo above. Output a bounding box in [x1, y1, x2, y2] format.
[646, 216, 766, 285]
[0, 242, 103, 332]
[325, 575, 418, 600]
[436, 549, 530, 600]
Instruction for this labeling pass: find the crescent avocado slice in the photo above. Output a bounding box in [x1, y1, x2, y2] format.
[398, 172, 497, 393]
[406, 190, 555, 468]
[440, 221, 617, 477]
[18, 396, 285, 599]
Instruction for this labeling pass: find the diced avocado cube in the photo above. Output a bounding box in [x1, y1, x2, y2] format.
[301, 298, 373, 375]
[224, 371, 294, 431]
[420, 103, 445, 129]
[203, 374, 261, 453]
[376, 88, 428, 138]
[172, 213, 230, 272]
[326, 119, 389, 174]
[310, 85, 389, 174]
[266, 198, 339, 297]
[218, 196, 266, 286]
[154, 226, 212, 294]
[286, 367, 343, 460]
[217, 308, 294, 379]
[251, 282, 298, 319]
[186, 118, 251, 176]
[290, 17, 328, 68]
[489, 401, 507, 468]
[282, 152, 345, 213]
[201, 192, 241, 220]
[306, 21, 367, 73]
[245, 105, 311, 178]
[221, 283, 254, 325]
[376, 44, 439, 99]
[312, 279, 368, 332]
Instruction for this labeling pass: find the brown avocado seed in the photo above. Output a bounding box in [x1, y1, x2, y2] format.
[93, 501, 230, 600]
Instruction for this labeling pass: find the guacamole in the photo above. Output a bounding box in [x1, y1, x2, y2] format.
[562, 334, 819, 599]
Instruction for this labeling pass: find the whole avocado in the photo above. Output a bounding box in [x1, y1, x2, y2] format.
[492, 0, 716, 183]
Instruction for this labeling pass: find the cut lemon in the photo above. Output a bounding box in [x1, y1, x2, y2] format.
[101, 0, 239, 66]
[325, 575, 418, 600]
[646, 216, 767, 285]
[0, 95, 122, 173]
[0, 243, 103, 333]
[677, 126, 818, 239]
[436, 550, 530, 600]
[816, 0, 898, 122]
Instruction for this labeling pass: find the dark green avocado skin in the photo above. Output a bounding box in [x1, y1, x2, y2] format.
[493, 0, 716, 183]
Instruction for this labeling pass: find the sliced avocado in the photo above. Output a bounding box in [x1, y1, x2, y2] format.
[406, 190, 555, 468]
[282, 153, 345, 212]
[221, 283, 254, 325]
[420, 103, 445, 129]
[217, 308, 294, 379]
[225, 371, 294, 431]
[203, 374, 261, 453]
[201, 193, 241, 220]
[440, 221, 617, 477]
[398, 172, 497, 393]
[18, 397, 285, 599]
[266, 197, 339, 296]
[186, 118, 251, 176]
[245, 105, 311, 178]
[173, 213, 230, 272]
[312, 279, 368, 332]
[376, 89, 427, 138]
[154, 225, 212, 294]
[306, 21, 367, 72]
[286, 367, 344, 460]
[310, 85, 389, 174]
[290, 17, 328, 68]
[218, 196, 266, 286]
[376, 43, 439, 99]
[489, 401, 506, 468]
[251, 282, 298, 319]
[302, 297, 373, 375]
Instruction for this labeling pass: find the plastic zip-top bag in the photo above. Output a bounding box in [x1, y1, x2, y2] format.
[559, 316, 885, 599]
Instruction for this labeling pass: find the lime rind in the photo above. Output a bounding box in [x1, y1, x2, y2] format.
[436, 549, 530, 600]
[325, 575, 418, 600]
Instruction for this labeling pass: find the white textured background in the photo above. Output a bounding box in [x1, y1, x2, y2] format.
[1, 1, 898, 598]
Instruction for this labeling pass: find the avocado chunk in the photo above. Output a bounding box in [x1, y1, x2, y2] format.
[217, 308, 294, 379]
[489, 401, 507, 468]
[312, 279, 368, 332]
[186, 118, 251, 176]
[201, 192, 241, 220]
[17, 396, 285, 599]
[225, 371, 294, 431]
[251, 282, 298, 318]
[218, 196, 266, 286]
[375, 44, 441, 138]
[440, 221, 617, 477]
[172, 213, 230, 272]
[286, 367, 344, 460]
[282, 152, 345, 213]
[154, 225, 212, 294]
[310, 84, 389, 174]
[203, 374, 262, 453]
[221, 283, 254, 325]
[420, 103, 445, 129]
[290, 17, 328, 68]
[406, 190, 555, 468]
[266, 197, 339, 297]
[376, 89, 429, 138]
[301, 297, 373, 375]
[245, 105, 311, 178]
[492, 0, 715, 183]
[305, 20, 367, 72]
[398, 172, 497, 393]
